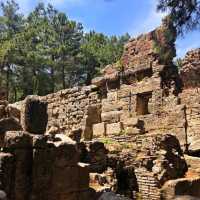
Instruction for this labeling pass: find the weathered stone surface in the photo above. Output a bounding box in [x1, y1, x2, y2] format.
[0, 153, 15, 200]
[180, 49, 200, 89]
[174, 196, 200, 200]
[107, 123, 123, 135]
[0, 118, 22, 134]
[0, 191, 7, 200]
[122, 17, 176, 68]
[93, 123, 106, 137]
[135, 134, 187, 200]
[161, 178, 200, 200]
[21, 96, 48, 134]
[0, 118, 22, 147]
[101, 111, 122, 123]
[2, 19, 200, 200]
[98, 192, 131, 200]
[0, 130, 94, 200]
[189, 139, 200, 154]
[6, 103, 21, 122]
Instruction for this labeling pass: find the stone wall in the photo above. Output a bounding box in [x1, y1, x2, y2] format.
[179, 49, 200, 154]
[122, 17, 176, 68]
[180, 49, 200, 89]
[40, 85, 101, 140]
[0, 131, 94, 200]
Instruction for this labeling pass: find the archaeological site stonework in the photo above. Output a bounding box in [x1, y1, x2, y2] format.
[1, 20, 200, 200]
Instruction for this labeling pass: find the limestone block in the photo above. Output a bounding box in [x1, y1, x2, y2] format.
[185, 155, 200, 174]
[0, 118, 22, 147]
[21, 96, 48, 134]
[107, 91, 118, 101]
[0, 153, 15, 199]
[189, 139, 200, 154]
[161, 178, 200, 199]
[102, 101, 122, 112]
[124, 127, 141, 135]
[4, 131, 32, 149]
[106, 122, 123, 135]
[93, 123, 106, 137]
[101, 111, 122, 123]
[122, 117, 140, 127]
[6, 103, 22, 122]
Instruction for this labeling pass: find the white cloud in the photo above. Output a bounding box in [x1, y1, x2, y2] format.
[130, 0, 166, 37]
[45, 0, 85, 6]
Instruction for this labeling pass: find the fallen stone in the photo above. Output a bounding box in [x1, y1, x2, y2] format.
[189, 139, 200, 154]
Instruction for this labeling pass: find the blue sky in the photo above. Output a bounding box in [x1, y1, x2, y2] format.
[14, 0, 200, 58]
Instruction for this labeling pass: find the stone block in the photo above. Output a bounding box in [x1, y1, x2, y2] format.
[106, 122, 123, 135]
[101, 111, 122, 123]
[107, 91, 118, 101]
[21, 96, 48, 135]
[125, 127, 141, 135]
[0, 153, 15, 199]
[93, 123, 106, 137]
[0, 118, 22, 147]
[122, 117, 140, 127]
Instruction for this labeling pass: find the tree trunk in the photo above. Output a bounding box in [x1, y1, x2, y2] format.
[62, 65, 66, 89]
[6, 63, 10, 101]
[85, 72, 91, 86]
[50, 55, 55, 93]
[50, 66, 55, 93]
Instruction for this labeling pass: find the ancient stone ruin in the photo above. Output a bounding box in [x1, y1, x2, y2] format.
[1, 20, 200, 200]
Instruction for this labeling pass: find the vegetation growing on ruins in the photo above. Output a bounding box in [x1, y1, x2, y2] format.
[0, 0, 130, 101]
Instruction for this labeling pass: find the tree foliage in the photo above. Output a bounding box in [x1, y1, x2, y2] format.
[0, 0, 130, 101]
[157, 0, 200, 34]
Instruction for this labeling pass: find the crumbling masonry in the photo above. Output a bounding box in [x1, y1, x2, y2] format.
[1, 20, 200, 200]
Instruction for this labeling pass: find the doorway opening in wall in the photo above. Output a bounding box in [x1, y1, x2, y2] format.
[136, 92, 152, 115]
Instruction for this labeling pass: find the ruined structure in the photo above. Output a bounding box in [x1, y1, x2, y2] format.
[1, 20, 200, 200]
